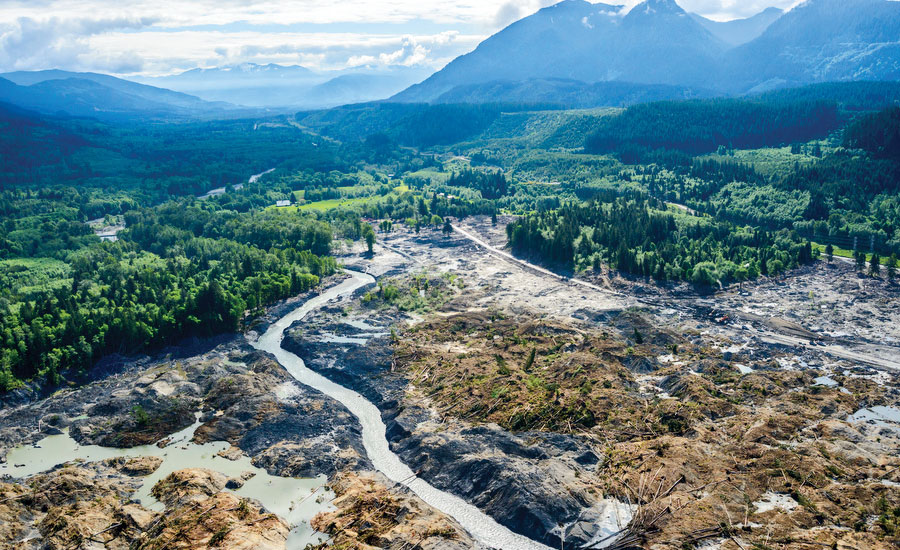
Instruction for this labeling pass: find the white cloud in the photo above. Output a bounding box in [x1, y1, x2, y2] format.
[83, 29, 477, 74]
[0, 16, 155, 72]
[492, 0, 560, 30]
[0, 1, 803, 75]
[379, 38, 427, 66]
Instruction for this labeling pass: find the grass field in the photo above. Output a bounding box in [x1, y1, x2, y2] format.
[702, 145, 824, 180]
[812, 243, 895, 265]
[279, 184, 412, 212]
[299, 197, 369, 211]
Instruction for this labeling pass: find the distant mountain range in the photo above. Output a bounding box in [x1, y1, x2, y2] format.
[133, 63, 433, 109]
[4, 0, 899, 118]
[394, 0, 900, 105]
[725, 0, 900, 93]
[0, 70, 246, 121]
[0, 64, 432, 119]
[690, 7, 784, 47]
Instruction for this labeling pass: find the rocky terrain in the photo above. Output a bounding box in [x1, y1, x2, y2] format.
[0, 461, 290, 550]
[0, 336, 368, 477]
[282, 218, 900, 548]
[2, 216, 900, 550]
[0, 292, 373, 548]
[309, 471, 478, 550]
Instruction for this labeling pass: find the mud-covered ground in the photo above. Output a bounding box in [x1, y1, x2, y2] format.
[1, 459, 291, 550]
[0, 337, 368, 476]
[0, 282, 479, 550]
[302, 218, 900, 549]
[453, 216, 900, 370]
[0, 333, 365, 548]
[2, 216, 900, 550]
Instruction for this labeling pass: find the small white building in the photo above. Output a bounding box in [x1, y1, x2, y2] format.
[276, 200, 292, 208]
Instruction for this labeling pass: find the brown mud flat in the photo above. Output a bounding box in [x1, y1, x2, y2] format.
[0, 463, 286, 550]
[393, 305, 900, 549]
[2, 215, 900, 550]
[309, 472, 476, 550]
[319, 218, 900, 549]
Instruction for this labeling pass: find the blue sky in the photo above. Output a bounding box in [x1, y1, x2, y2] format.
[0, 0, 803, 76]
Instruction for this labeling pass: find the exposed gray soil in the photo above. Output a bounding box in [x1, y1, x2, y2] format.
[0, 335, 368, 478]
[282, 297, 621, 548]
[277, 217, 900, 548]
[3, 215, 900, 550]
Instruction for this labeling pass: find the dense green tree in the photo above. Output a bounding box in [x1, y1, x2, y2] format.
[856, 250, 867, 271]
[446, 169, 509, 200]
[870, 254, 882, 277]
[363, 224, 376, 254]
[844, 107, 900, 162]
[586, 99, 840, 157]
[507, 198, 814, 285]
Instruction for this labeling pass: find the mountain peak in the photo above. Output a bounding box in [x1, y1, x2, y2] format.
[632, 0, 686, 16]
[546, 0, 592, 8]
[536, 0, 622, 18]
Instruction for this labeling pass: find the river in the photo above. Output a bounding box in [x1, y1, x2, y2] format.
[252, 270, 555, 550]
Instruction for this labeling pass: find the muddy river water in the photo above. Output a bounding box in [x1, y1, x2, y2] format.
[3, 269, 634, 549]
[252, 269, 565, 550]
[2, 415, 331, 547]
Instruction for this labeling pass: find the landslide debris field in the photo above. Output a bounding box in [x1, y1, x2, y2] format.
[2, 216, 899, 550]
[347, 217, 900, 549]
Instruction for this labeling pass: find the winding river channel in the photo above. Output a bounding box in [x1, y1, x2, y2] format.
[253, 269, 554, 550]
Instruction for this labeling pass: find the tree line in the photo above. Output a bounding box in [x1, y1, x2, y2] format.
[0, 203, 336, 391]
[585, 98, 840, 157]
[507, 198, 816, 286]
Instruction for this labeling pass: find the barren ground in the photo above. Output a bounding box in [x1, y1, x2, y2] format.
[328, 216, 900, 549]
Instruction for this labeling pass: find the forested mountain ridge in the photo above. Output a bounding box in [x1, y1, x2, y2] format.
[431, 79, 711, 107]
[0, 103, 339, 196]
[0, 71, 243, 121]
[394, 0, 900, 105]
[1, 70, 229, 111]
[574, 92, 900, 256]
[584, 99, 841, 156]
[726, 0, 900, 92]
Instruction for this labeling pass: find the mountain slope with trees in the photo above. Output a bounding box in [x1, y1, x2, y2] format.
[394, 0, 900, 105]
[0, 71, 241, 121]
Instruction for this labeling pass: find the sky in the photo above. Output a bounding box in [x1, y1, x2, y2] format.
[0, 0, 804, 77]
